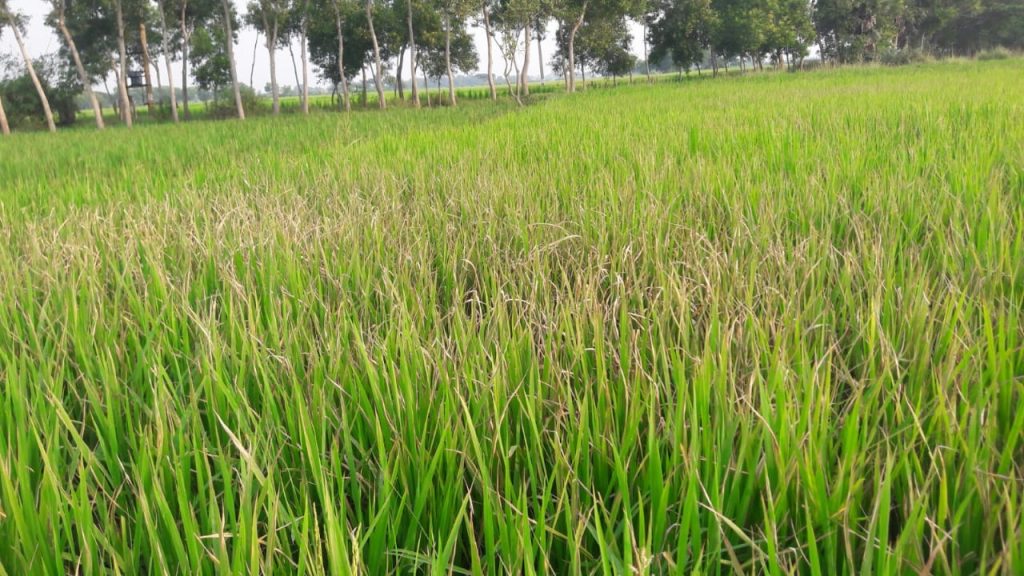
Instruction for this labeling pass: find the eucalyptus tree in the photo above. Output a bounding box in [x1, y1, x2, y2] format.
[391, 0, 443, 105]
[1, 2, 57, 131]
[154, 0, 178, 121]
[419, 13, 474, 94]
[247, 0, 289, 113]
[495, 0, 540, 95]
[554, 0, 638, 91]
[533, 13, 546, 82]
[515, 0, 542, 94]
[46, 0, 105, 128]
[291, 0, 311, 113]
[107, 0, 135, 126]
[137, 17, 158, 113]
[491, 6, 523, 103]
[364, 0, 386, 108]
[308, 0, 377, 108]
[433, 0, 476, 105]
[167, 0, 220, 119]
[393, 0, 419, 106]
[219, 0, 244, 118]
[553, 0, 587, 91]
[323, 0, 354, 110]
[110, 0, 160, 116]
[477, 0, 497, 99]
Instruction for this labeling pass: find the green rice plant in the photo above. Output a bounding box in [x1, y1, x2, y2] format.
[0, 58, 1022, 575]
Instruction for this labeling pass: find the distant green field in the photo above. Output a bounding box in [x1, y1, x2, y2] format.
[74, 72, 698, 125]
[1, 60, 1022, 575]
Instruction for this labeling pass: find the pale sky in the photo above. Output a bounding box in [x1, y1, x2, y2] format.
[1, 0, 647, 92]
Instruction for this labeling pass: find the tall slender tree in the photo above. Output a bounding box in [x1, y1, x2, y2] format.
[364, 0, 386, 108]
[248, 0, 289, 114]
[220, 0, 245, 118]
[556, 0, 587, 91]
[329, 0, 352, 110]
[405, 0, 420, 106]
[535, 15, 544, 82]
[179, 0, 193, 117]
[47, 0, 105, 129]
[295, 0, 310, 113]
[479, 0, 497, 99]
[520, 9, 530, 94]
[434, 0, 476, 105]
[1, 5, 57, 132]
[155, 0, 179, 121]
[138, 22, 156, 113]
[110, 0, 133, 126]
[170, 0, 220, 120]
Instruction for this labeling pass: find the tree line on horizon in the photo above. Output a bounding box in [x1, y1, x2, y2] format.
[0, 0, 1021, 134]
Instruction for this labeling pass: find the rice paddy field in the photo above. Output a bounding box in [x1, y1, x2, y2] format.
[0, 60, 1022, 575]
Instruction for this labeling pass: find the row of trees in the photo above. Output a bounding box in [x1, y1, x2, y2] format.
[1, 0, 1021, 133]
[647, 0, 1024, 74]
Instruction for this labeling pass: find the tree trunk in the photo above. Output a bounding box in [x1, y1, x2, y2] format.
[444, 13, 456, 106]
[361, 67, 368, 108]
[181, 2, 191, 119]
[288, 39, 301, 99]
[334, 5, 350, 111]
[520, 21, 530, 96]
[423, 68, 428, 106]
[0, 94, 9, 135]
[500, 38, 521, 106]
[112, 0, 133, 127]
[482, 4, 496, 101]
[139, 24, 156, 115]
[406, 0, 420, 107]
[508, 34, 522, 99]
[365, 0, 386, 109]
[567, 4, 586, 93]
[9, 21, 57, 132]
[57, 13, 105, 129]
[250, 32, 260, 88]
[536, 20, 543, 83]
[396, 46, 405, 100]
[643, 22, 650, 83]
[221, 0, 246, 119]
[156, 0, 178, 122]
[301, 20, 309, 114]
[267, 16, 280, 114]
